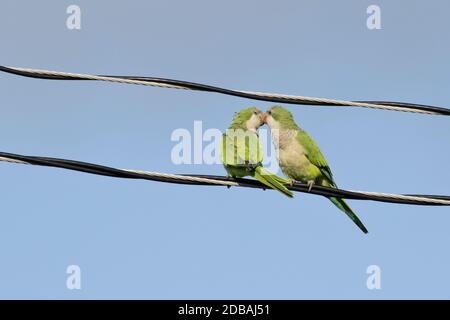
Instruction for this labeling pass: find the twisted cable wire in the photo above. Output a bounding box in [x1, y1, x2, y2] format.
[1, 152, 449, 206]
[2, 66, 449, 115]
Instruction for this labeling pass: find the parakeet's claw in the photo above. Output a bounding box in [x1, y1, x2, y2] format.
[307, 180, 315, 192]
[226, 175, 234, 189]
[287, 178, 295, 186]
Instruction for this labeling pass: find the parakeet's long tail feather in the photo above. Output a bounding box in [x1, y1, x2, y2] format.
[328, 197, 368, 234]
[253, 167, 293, 198]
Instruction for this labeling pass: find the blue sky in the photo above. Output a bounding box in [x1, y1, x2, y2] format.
[0, 0, 449, 299]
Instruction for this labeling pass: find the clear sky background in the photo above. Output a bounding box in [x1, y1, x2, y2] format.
[0, 0, 449, 299]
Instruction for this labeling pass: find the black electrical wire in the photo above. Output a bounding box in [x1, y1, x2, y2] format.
[1, 151, 449, 206]
[1, 66, 449, 115]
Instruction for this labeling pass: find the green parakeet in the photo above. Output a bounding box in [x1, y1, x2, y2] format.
[220, 107, 293, 198]
[264, 106, 368, 233]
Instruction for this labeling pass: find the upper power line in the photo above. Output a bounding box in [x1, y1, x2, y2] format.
[1, 65, 450, 115]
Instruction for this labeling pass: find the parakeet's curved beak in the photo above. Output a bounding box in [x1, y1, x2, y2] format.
[259, 112, 268, 123]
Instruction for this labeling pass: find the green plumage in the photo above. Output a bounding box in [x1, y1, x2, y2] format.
[220, 107, 293, 198]
[266, 106, 368, 233]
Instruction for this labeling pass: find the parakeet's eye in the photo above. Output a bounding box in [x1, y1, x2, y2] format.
[253, 110, 258, 115]
[267, 110, 272, 115]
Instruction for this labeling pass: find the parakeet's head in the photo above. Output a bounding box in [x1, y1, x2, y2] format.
[263, 106, 297, 129]
[230, 107, 265, 131]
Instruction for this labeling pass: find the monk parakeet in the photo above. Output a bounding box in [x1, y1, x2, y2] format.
[263, 106, 368, 233]
[220, 107, 293, 198]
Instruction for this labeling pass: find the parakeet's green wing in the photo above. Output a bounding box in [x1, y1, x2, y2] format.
[296, 130, 335, 185]
[296, 130, 368, 233]
[220, 131, 262, 167]
[236, 132, 292, 197]
[221, 131, 292, 198]
[227, 131, 262, 166]
[234, 130, 263, 166]
[220, 133, 234, 166]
